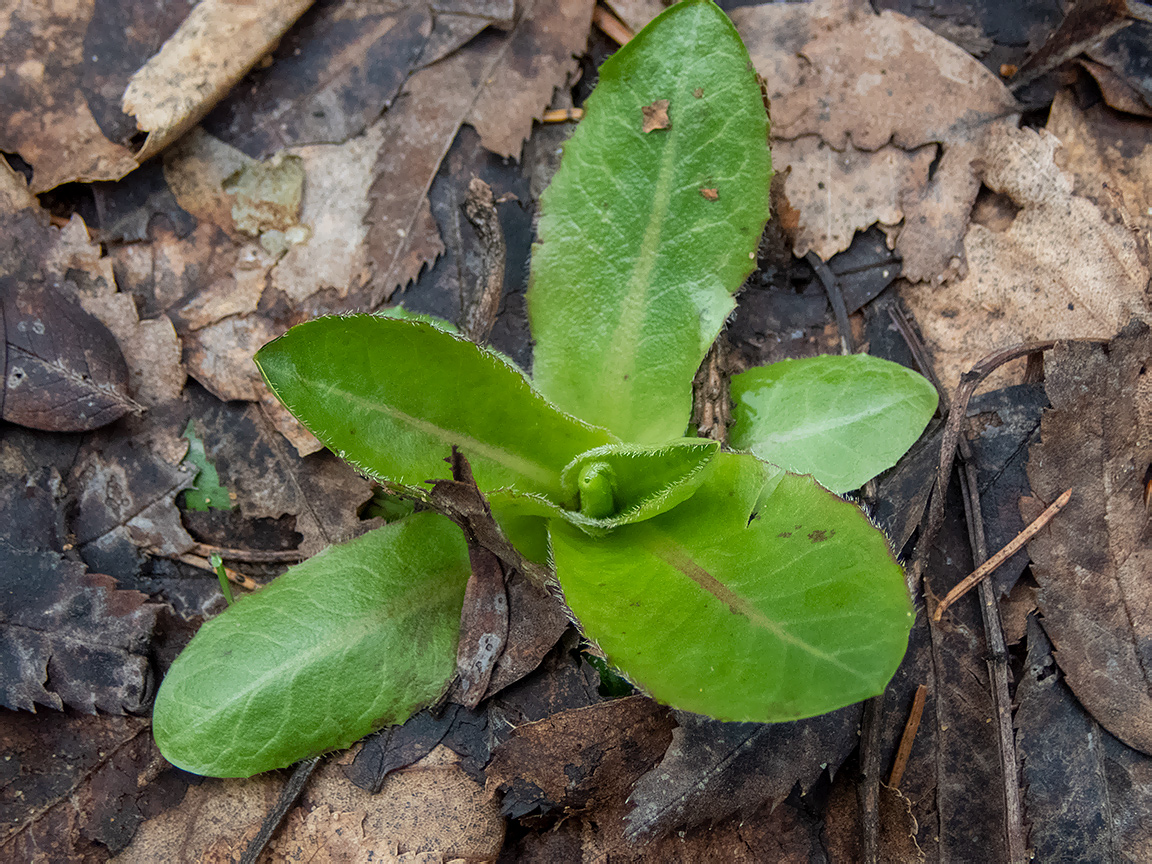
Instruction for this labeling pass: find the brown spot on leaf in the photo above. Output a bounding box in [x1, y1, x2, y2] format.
[641, 99, 670, 133]
[700, 187, 719, 201]
[777, 531, 792, 538]
[693, 87, 704, 98]
[808, 529, 835, 543]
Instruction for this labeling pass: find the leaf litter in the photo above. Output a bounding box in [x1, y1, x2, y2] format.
[3, 0, 1152, 859]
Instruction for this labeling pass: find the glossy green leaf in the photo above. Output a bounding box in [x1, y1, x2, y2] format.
[153, 512, 470, 777]
[255, 315, 614, 501]
[489, 439, 718, 535]
[528, 0, 772, 444]
[550, 452, 913, 722]
[729, 355, 939, 493]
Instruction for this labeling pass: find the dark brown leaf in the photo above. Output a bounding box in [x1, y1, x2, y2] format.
[0, 547, 161, 713]
[0, 709, 186, 861]
[1017, 615, 1152, 861]
[1023, 321, 1152, 754]
[202, 1, 434, 157]
[1, 279, 136, 432]
[487, 696, 675, 819]
[625, 703, 862, 840]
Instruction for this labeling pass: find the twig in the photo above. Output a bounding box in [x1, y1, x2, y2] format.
[887, 303, 948, 411]
[542, 107, 584, 123]
[805, 251, 854, 354]
[887, 684, 927, 789]
[460, 177, 506, 345]
[239, 756, 321, 864]
[190, 542, 305, 564]
[593, 5, 633, 45]
[175, 553, 260, 591]
[918, 341, 1058, 570]
[933, 488, 1072, 622]
[957, 460, 1029, 864]
[858, 691, 886, 864]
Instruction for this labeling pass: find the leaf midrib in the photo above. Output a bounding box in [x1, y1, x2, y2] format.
[320, 380, 561, 490]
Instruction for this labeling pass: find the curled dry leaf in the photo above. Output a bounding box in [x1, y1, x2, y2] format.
[122, 0, 315, 161]
[1023, 323, 1152, 755]
[903, 124, 1149, 391]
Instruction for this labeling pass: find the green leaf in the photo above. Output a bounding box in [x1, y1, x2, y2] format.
[528, 0, 772, 444]
[255, 315, 614, 501]
[181, 419, 233, 512]
[550, 452, 913, 722]
[489, 439, 718, 534]
[729, 355, 939, 493]
[153, 512, 470, 777]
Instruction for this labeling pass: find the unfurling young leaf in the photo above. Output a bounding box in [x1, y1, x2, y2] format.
[729, 354, 939, 493]
[153, 512, 470, 778]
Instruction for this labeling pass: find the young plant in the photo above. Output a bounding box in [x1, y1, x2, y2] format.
[153, 0, 937, 778]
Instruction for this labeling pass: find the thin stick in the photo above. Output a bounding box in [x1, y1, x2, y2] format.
[190, 542, 305, 564]
[176, 553, 260, 591]
[958, 462, 1028, 864]
[593, 5, 634, 45]
[858, 692, 885, 864]
[542, 107, 584, 123]
[806, 251, 854, 354]
[887, 684, 927, 789]
[240, 756, 321, 864]
[933, 488, 1072, 622]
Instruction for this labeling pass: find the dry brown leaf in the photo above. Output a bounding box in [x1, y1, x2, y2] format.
[122, 0, 316, 161]
[177, 243, 276, 332]
[772, 137, 934, 259]
[163, 127, 255, 237]
[0, 1, 140, 191]
[734, 2, 1018, 277]
[272, 125, 386, 305]
[280, 746, 505, 861]
[111, 774, 281, 863]
[184, 314, 279, 403]
[49, 218, 185, 412]
[1047, 88, 1152, 242]
[903, 124, 1149, 391]
[1023, 325, 1152, 755]
[602, 0, 664, 33]
[364, 0, 592, 306]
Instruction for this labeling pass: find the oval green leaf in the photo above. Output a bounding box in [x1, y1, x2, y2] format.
[153, 512, 470, 777]
[528, 0, 772, 444]
[550, 452, 913, 722]
[255, 315, 614, 501]
[729, 354, 939, 493]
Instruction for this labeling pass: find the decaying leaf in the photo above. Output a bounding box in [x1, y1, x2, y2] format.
[1016, 617, 1152, 862]
[0, 1, 141, 191]
[1046, 87, 1152, 240]
[487, 696, 675, 818]
[70, 434, 196, 577]
[122, 0, 316, 161]
[625, 705, 862, 840]
[0, 710, 174, 861]
[0, 546, 161, 713]
[1, 278, 135, 432]
[904, 124, 1149, 390]
[1023, 323, 1152, 754]
[364, 0, 594, 306]
[733, 1, 1019, 278]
